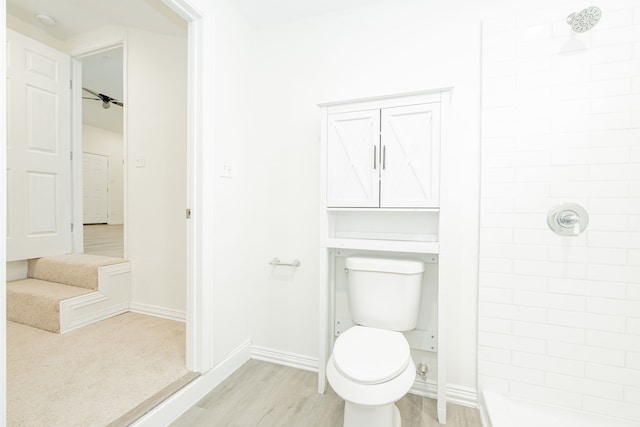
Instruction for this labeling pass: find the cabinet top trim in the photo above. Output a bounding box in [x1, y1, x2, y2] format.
[317, 87, 453, 109]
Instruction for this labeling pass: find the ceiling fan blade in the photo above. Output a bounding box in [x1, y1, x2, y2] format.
[82, 97, 101, 100]
[82, 87, 101, 97]
[112, 101, 124, 107]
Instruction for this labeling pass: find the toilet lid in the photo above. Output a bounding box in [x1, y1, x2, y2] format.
[333, 326, 411, 385]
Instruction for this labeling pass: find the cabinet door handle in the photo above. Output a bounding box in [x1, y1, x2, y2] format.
[373, 145, 377, 170]
[382, 145, 386, 170]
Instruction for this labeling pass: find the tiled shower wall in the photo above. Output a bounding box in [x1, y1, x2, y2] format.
[478, 2, 640, 423]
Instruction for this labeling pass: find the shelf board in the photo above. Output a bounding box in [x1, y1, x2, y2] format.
[327, 207, 439, 213]
[324, 238, 439, 254]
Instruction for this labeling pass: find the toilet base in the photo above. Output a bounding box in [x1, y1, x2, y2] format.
[343, 401, 401, 427]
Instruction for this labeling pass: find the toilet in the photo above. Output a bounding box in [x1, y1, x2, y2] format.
[327, 256, 425, 427]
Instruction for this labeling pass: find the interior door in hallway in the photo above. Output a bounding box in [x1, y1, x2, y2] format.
[82, 152, 108, 224]
[6, 29, 72, 261]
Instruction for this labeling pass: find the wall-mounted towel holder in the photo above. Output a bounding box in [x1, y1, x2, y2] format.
[547, 203, 589, 236]
[269, 257, 301, 267]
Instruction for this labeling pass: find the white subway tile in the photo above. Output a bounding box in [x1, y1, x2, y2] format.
[585, 214, 629, 231]
[479, 331, 547, 354]
[587, 248, 629, 266]
[483, 45, 518, 64]
[516, 56, 552, 74]
[589, 198, 640, 215]
[552, 79, 631, 101]
[547, 277, 627, 298]
[589, 248, 627, 265]
[552, 113, 632, 133]
[629, 318, 640, 334]
[587, 297, 640, 317]
[479, 360, 545, 384]
[478, 375, 510, 395]
[629, 216, 640, 231]
[513, 321, 585, 344]
[628, 352, 640, 369]
[587, 330, 640, 352]
[589, 164, 640, 181]
[484, 59, 519, 79]
[546, 372, 624, 400]
[514, 260, 587, 280]
[632, 147, 640, 162]
[595, 8, 633, 29]
[590, 128, 640, 148]
[481, 198, 515, 214]
[482, 213, 545, 229]
[479, 302, 547, 323]
[591, 61, 640, 81]
[593, 27, 638, 47]
[586, 363, 640, 387]
[549, 181, 629, 198]
[479, 272, 547, 291]
[513, 289, 586, 310]
[480, 287, 514, 304]
[630, 251, 640, 266]
[631, 181, 640, 197]
[482, 167, 516, 183]
[479, 316, 512, 334]
[478, 345, 511, 364]
[588, 231, 640, 249]
[546, 246, 587, 263]
[628, 285, 640, 300]
[592, 94, 640, 114]
[480, 257, 514, 274]
[510, 382, 582, 408]
[551, 147, 629, 166]
[512, 351, 584, 377]
[625, 386, 640, 405]
[484, 106, 518, 123]
[482, 136, 517, 153]
[548, 342, 626, 366]
[516, 165, 589, 182]
[483, 150, 551, 168]
[479, 228, 513, 244]
[548, 309, 626, 333]
[581, 396, 640, 423]
[514, 228, 580, 246]
[587, 264, 640, 283]
[481, 243, 548, 261]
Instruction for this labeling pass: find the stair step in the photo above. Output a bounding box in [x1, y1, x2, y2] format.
[7, 279, 94, 333]
[28, 254, 127, 290]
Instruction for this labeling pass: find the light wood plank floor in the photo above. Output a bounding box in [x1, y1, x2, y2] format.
[171, 359, 482, 427]
[83, 224, 124, 258]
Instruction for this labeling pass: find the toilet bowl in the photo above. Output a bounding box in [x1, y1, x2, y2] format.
[327, 326, 416, 427]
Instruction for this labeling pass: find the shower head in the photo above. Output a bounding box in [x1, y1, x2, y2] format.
[566, 6, 602, 33]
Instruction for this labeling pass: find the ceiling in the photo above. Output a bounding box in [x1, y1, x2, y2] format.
[6, 0, 383, 133]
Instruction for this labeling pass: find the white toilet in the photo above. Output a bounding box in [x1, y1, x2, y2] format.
[327, 256, 425, 427]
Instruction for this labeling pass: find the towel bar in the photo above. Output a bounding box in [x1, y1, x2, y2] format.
[269, 257, 301, 267]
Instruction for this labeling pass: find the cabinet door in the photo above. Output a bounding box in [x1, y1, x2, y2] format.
[380, 103, 440, 208]
[326, 110, 380, 207]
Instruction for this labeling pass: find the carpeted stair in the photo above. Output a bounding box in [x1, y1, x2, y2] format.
[7, 254, 128, 333]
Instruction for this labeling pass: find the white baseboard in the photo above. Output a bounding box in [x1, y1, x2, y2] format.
[129, 302, 186, 322]
[410, 378, 478, 408]
[131, 339, 252, 427]
[250, 345, 319, 372]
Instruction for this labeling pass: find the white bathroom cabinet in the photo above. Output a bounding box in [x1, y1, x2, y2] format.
[326, 99, 440, 208]
[318, 89, 451, 424]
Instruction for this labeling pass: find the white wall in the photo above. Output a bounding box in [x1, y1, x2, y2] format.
[245, 0, 486, 389]
[479, 1, 640, 423]
[125, 29, 187, 314]
[82, 124, 124, 224]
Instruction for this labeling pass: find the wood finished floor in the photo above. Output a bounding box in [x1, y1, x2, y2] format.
[83, 224, 124, 258]
[171, 359, 482, 427]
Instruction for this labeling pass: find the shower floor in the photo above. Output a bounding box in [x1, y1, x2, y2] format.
[482, 391, 637, 427]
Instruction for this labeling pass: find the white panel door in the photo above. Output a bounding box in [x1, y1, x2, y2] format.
[6, 30, 72, 261]
[326, 109, 380, 207]
[82, 153, 108, 224]
[380, 103, 440, 208]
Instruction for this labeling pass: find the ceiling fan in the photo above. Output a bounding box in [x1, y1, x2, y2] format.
[82, 87, 124, 109]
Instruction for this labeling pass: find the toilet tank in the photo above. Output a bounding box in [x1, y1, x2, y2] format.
[345, 256, 425, 331]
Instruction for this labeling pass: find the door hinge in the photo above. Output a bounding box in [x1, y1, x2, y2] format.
[186, 208, 191, 219]
[71, 223, 74, 232]
[70, 80, 73, 90]
[70, 151, 73, 161]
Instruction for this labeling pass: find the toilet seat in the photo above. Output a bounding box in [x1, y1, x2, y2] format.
[333, 326, 410, 385]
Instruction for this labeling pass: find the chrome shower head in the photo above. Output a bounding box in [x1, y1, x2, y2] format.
[566, 6, 602, 33]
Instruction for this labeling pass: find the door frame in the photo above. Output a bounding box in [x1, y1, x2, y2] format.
[0, 4, 214, 423]
[81, 152, 110, 224]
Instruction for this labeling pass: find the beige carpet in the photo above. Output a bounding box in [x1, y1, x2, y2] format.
[7, 312, 190, 427]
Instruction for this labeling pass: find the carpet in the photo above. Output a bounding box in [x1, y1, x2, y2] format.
[7, 312, 190, 426]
